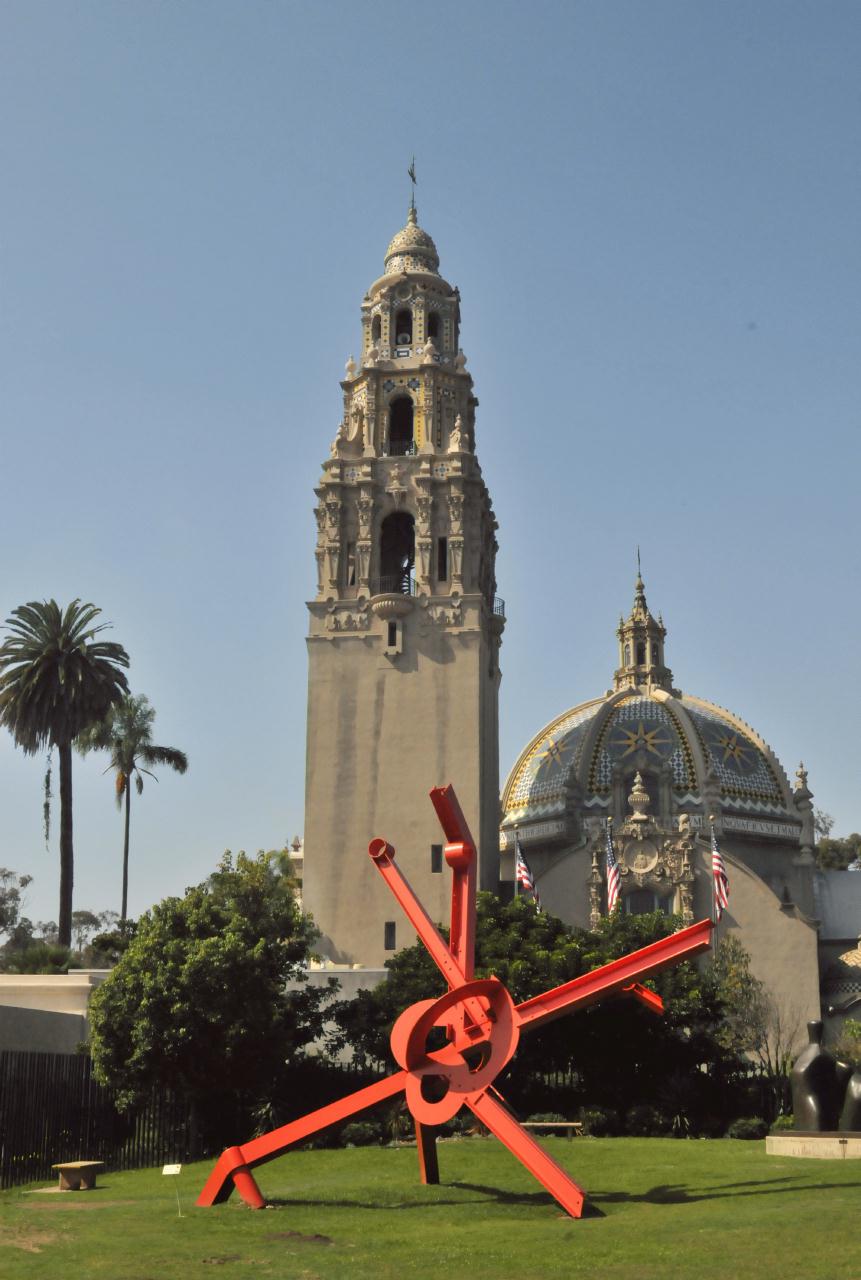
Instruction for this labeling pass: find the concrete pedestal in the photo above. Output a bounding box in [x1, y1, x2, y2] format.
[766, 1131, 861, 1159]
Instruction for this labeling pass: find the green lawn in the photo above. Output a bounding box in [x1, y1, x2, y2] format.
[2, 1137, 859, 1280]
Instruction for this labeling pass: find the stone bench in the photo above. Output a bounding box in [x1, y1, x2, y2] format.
[51, 1160, 105, 1190]
[521, 1121, 583, 1140]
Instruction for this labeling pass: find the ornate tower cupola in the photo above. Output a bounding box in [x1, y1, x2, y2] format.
[302, 199, 504, 967]
[613, 568, 673, 692]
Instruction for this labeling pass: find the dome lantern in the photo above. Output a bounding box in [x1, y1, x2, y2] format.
[614, 565, 673, 692]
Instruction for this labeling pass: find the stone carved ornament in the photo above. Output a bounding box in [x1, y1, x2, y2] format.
[325, 602, 370, 632]
[589, 773, 696, 925]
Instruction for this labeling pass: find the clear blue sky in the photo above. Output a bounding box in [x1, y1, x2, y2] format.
[1, 1, 859, 928]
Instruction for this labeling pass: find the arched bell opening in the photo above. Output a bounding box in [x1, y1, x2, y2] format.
[378, 512, 415, 594]
[395, 309, 413, 345]
[427, 311, 440, 341]
[371, 314, 382, 343]
[388, 396, 415, 456]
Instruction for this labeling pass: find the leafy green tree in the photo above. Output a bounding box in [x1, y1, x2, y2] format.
[0, 868, 33, 940]
[71, 909, 102, 956]
[89, 851, 325, 1144]
[89, 916, 137, 966]
[0, 600, 129, 946]
[330, 896, 740, 1129]
[817, 833, 861, 870]
[1, 938, 72, 974]
[711, 933, 770, 1056]
[77, 693, 188, 920]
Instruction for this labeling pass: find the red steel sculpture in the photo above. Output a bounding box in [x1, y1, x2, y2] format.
[198, 784, 713, 1216]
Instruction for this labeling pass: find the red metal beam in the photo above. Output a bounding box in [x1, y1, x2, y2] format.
[197, 1072, 408, 1207]
[430, 785, 476, 983]
[514, 918, 712, 1031]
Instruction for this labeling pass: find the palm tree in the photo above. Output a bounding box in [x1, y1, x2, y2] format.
[0, 600, 129, 946]
[78, 694, 188, 920]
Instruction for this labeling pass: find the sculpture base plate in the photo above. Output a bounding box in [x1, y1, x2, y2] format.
[766, 1132, 861, 1159]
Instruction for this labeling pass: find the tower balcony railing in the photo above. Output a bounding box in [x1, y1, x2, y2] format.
[382, 439, 418, 457]
[372, 574, 417, 597]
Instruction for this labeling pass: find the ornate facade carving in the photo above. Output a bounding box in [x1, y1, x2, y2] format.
[589, 773, 696, 924]
[325, 604, 371, 633]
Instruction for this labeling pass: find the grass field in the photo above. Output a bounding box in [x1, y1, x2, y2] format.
[1, 1137, 859, 1280]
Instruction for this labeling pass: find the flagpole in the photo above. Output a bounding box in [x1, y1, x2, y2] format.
[709, 815, 717, 942]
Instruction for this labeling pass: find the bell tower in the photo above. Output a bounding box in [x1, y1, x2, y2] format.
[302, 202, 504, 966]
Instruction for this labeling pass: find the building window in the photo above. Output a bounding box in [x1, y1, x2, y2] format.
[395, 309, 413, 344]
[346, 542, 356, 587]
[431, 844, 443, 873]
[624, 889, 671, 916]
[437, 536, 448, 582]
[624, 643, 631, 666]
[372, 314, 382, 343]
[387, 621, 397, 648]
[427, 312, 440, 340]
[384, 921, 397, 951]
[636, 642, 646, 665]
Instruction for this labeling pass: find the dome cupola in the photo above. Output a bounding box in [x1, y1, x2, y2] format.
[615, 563, 672, 692]
[384, 204, 441, 276]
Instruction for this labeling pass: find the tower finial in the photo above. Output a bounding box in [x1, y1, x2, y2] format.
[408, 156, 417, 215]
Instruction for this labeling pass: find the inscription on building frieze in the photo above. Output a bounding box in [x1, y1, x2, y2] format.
[722, 816, 800, 839]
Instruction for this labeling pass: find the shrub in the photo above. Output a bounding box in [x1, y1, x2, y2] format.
[580, 1106, 622, 1136]
[625, 1104, 669, 1136]
[769, 1114, 795, 1132]
[340, 1120, 382, 1147]
[726, 1116, 768, 1140]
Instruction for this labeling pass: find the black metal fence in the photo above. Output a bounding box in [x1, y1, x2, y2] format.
[0, 1050, 192, 1191]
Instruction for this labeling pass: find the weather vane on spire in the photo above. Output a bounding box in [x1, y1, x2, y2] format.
[408, 156, 417, 211]
[637, 545, 641, 577]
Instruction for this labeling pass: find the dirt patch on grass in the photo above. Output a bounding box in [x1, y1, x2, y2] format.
[0, 1221, 59, 1253]
[266, 1230, 334, 1245]
[201, 1259, 271, 1267]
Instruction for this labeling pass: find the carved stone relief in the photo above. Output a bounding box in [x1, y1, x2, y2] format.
[325, 603, 371, 633]
[590, 773, 696, 925]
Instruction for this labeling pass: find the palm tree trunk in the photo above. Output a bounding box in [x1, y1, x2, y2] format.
[121, 780, 131, 921]
[58, 742, 74, 948]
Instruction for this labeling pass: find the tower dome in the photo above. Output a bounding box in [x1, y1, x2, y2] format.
[384, 204, 440, 275]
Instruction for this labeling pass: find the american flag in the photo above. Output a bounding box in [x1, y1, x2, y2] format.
[710, 821, 730, 920]
[605, 820, 621, 913]
[515, 831, 541, 909]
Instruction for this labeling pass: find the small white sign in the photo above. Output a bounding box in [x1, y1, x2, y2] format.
[162, 1164, 182, 1177]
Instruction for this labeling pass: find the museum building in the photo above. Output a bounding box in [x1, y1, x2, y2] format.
[499, 569, 861, 1028]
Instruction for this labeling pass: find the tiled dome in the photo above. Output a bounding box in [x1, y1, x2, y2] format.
[502, 687, 795, 830]
[384, 205, 440, 275]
